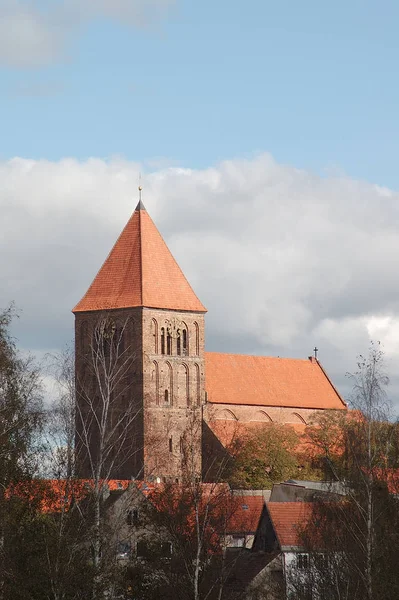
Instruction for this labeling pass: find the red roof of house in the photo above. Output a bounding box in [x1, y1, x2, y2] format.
[205, 353, 346, 410]
[227, 495, 265, 534]
[73, 202, 206, 313]
[267, 502, 313, 549]
[7, 479, 131, 513]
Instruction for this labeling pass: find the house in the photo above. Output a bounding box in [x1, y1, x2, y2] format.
[250, 502, 321, 599]
[225, 492, 267, 549]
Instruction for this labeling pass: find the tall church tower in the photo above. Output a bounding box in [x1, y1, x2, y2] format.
[73, 201, 206, 482]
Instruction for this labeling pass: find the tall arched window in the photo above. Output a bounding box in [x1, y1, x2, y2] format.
[166, 331, 172, 355]
[177, 333, 181, 356]
[182, 329, 188, 356]
[164, 362, 173, 406]
[161, 328, 165, 355]
[152, 361, 159, 405]
[178, 364, 189, 407]
[195, 363, 201, 406]
[193, 322, 199, 356]
[177, 325, 188, 356]
[152, 319, 158, 354]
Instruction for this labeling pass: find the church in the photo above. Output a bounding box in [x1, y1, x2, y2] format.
[72, 200, 347, 482]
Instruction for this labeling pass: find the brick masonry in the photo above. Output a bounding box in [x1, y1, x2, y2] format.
[75, 307, 205, 482]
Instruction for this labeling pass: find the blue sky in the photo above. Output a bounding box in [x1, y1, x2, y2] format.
[2, 0, 399, 187]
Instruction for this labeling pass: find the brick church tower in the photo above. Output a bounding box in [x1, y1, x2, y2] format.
[73, 201, 207, 482]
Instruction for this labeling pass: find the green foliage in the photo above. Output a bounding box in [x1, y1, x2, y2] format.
[0, 304, 43, 487]
[229, 423, 301, 489]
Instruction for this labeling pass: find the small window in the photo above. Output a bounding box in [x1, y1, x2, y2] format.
[231, 535, 245, 548]
[164, 389, 169, 404]
[116, 541, 131, 560]
[297, 553, 309, 569]
[160, 541, 173, 557]
[169, 437, 173, 453]
[127, 509, 139, 526]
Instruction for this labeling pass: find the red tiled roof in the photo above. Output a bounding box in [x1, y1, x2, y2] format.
[73, 204, 206, 313]
[205, 353, 346, 410]
[227, 495, 265, 534]
[7, 479, 131, 513]
[267, 502, 313, 549]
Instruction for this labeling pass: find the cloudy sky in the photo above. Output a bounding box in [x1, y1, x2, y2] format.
[1, 1, 399, 410]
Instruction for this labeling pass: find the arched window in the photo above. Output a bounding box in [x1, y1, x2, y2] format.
[161, 328, 165, 355]
[166, 331, 172, 355]
[178, 364, 189, 407]
[152, 319, 158, 354]
[169, 437, 173, 453]
[152, 361, 159, 405]
[164, 362, 173, 406]
[182, 329, 188, 356]
[195, 363, 201, 406]
[193, 322, 199, 356]
[177, 333, 181, 356]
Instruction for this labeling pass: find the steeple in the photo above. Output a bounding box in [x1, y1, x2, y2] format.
[73, 204, 206, 313]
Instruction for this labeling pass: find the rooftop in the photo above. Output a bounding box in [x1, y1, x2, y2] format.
[73, 202, 206, 313]
[205, 353, 346, 410]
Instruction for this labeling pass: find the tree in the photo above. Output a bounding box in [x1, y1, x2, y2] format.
[228, 423, 302, 489]
[74, 314, 142, 598]
[0, 305, 44, 599]
[0, 304, 43, 488]
[295, 343, 399, 600]
[46, 345, 76, 480]
[117, 411, 246, 600]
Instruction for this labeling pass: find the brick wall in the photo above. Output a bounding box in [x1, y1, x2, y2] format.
[75, 307, 205, 482]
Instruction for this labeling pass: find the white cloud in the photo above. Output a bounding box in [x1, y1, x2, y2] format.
[1, 153, 399, 409]
[0, 1, 65, 67]
[0, 0, 175, 67]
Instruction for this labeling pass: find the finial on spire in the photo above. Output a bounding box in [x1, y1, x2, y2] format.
[138, 171, 143, 201]
[135, 172, 146, 211]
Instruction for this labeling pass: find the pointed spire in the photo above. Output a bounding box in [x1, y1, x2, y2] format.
[73, 205, 206, 313]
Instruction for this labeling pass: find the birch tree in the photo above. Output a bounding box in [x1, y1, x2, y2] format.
[295, 343, 399, 600]
[74, 314, 142, 598]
